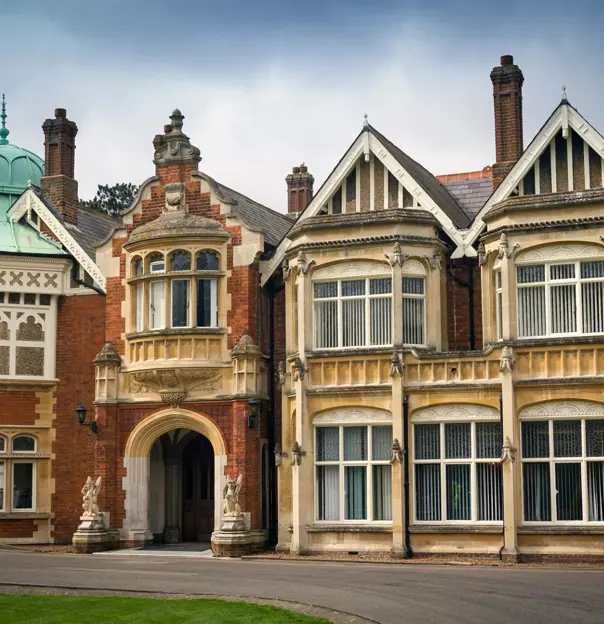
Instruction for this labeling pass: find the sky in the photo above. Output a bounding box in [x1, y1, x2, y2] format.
[2, 1, 604, 213]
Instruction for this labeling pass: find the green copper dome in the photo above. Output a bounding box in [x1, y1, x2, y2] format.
[0, 95, 44, 214]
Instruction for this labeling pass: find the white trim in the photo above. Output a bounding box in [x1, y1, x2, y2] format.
[464, 103, 604, 254]
[412, 404, 499, 423]
[313, 407, 392, 426]
[313, 261, 390, 280]
[8, 191, 106, 291]
[369, 154, 375, 211]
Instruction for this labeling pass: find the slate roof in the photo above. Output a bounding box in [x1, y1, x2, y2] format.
[441, 178, 493, 221]
[368, 125, 471, 229]
[215, 181, 293, 247]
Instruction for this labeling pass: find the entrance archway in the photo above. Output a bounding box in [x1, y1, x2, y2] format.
[122, 408, 227, 543]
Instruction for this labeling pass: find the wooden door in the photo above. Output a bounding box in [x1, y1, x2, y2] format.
[181, 435, 215, 542]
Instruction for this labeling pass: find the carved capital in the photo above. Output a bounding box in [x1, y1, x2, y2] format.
[291, 440, 306, 466]
[497, 233, 519, 260]
[94, 343, 122, 367]
[500, 436, 517, 464]
[159, 391, 186, 408]
[389, 352, 404, 377]
[281, 258, 292, 281]
[500, 346, 514, 373]
[274, 443, 289, 467]
[296, 251, 314, 276]
[164, 183, 186, 212]
[293, 357, 307, 381]
[129, 367, 223, 396]
[386, 241, 406, 267]
[424, 250, 442, 271]
[390, 438, 404, 464]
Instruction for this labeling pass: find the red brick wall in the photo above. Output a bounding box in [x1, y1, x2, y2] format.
[446, 259, 483, 351]
[0, 519, 35, 538]
[52, 293, 106, 542]
[0, 392, 40, 425]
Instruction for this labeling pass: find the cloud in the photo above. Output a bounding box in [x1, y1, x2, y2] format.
[2, 7, 604, 213]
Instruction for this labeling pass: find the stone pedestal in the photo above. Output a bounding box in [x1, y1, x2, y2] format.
[72, 516, 113, 553]
[211, 514, 266, 557]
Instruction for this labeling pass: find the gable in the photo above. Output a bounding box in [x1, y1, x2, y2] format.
[463, 102, 604, 255]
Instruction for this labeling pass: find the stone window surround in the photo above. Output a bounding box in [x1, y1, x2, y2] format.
[0, 434, 39, 513]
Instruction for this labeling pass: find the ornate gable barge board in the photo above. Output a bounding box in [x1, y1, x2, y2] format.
[9, 190, 106, 291]
[481, 216, 604, 242]
[313, 407, 392, 425]
[367, 134, 467, 252]
[520, 400, 604, 419]
[465, 103, 604, 254]
[411, 404, 499, 422]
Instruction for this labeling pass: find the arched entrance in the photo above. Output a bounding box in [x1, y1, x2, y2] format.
[122, 408, 227, 544]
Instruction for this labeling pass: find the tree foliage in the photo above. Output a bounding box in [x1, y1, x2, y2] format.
[81, 182, 139, 216]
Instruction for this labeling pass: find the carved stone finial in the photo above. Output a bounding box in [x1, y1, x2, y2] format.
[389, 352, 404, 377]
[293, 356, 306, 381]
[291, 440, 306, 466]
[561, 85, 567, 102]
[164, 182, 186, 212]
[424, 250, 442, 271]
[231, 334, 262, 358]
[477, 241, 486, 266]
[501, 436, 517, 464]
[391, 439, 404, 464]
[153, 109, 201, 167]
[222, 474, 243, 516]
[296, 250, 314, 275]
[278, 361, 288, 387]
[363, 113, 369, 128]
[81, 476, 102, 519]
[94, 343, 121, 366]
[386, 241, 405, 267]
[500, 345, 514, 373]
[497, 233, 519, 259]
[281, 258, 292, 280]
[274, 443, 288, 467]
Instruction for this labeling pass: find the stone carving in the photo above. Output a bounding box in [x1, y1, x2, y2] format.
[129, 367, 222, 395]
[389, 352, 404, 377]
[164, 183, 185, 212]
[500, 346, 514, 373]
[386, 242, 406, 267]
[500, 436, 517, 464]
[153, 109, 201, 167]
[159, 391, 186, 408]
[278, 361, 288, 386]
[222, 474, 243, 516]
[281, 258, 292, 280]
[425, 250, 442, 271]
[274, 443, 288, 467]
[391, 439, 403, 464]
[296, 250, 314, 275]
[477, 242, 486, 266]
[293, 357, 306, 381]
[231, 334, 262, 358]
[10, 271, 23, 286]
[497, 233, 519, 260]
[291, 441, 306, 466]
[81, 476, 102, 519]
[94, 343, 122, 366]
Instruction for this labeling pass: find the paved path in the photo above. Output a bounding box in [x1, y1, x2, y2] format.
[0, 550, 603, 624]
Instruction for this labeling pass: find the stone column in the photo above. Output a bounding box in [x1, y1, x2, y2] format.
[163, 457, 181, 544]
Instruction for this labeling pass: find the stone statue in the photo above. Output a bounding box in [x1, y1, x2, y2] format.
[222, 474, 243, 516]
[391, 439, 404, 464]
[389, 352, 404, 377]
[81, 476, 102, 519]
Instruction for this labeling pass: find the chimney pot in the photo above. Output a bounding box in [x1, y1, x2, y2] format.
[286, 163, 314, 215]
[54, 108, 67, 119]
[300, 165, 308, 173]
[500, 55, 514, 67]
[293, 166, 301, 174]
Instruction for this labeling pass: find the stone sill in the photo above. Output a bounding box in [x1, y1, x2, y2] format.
[306, 524, 393, 533]
[511, 336, 604, 348]
[516, 377, 604, 386]
[410, 524, 503, 534]
[306, 386, 391, 395]
[0, 513, 50, 520]
[518, 525, 604, 535]
[126, 327, 227, 340]
[306, 348, 393, 360]
[0, 379, 58, 391]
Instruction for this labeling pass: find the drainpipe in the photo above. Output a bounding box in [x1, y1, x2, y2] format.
[449, 259, 475, 351]
[403, 395, 413, 558]
[498, 390, 505, 561]
[267, 288, 278, 546]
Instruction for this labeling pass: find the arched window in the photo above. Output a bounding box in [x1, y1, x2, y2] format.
[147, 253, 165, 274]
[196, 251, 219, 271]
[132, 256, 143, 277]
[13, 435, 36, 453]
[0, 436, 5, 453]
[171, 251, 191, 272]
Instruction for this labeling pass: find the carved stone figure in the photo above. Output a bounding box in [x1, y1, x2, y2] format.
[500, 346, 514, 373]
[477, 241, 486, 266]
[389, 352, 404, 377]
[164, 183, 186, 212]
[293, 357, 306, 381]
[296, 250, 314, 275]
[427, 250, 442, 271]
[222, 474, 243, 516]
[81, 476, 102, 519]
[497, 233, 519, 260]
[386, 241, 405, 267]
[291, 441, 306, 466]
[391, 439, 403, 464]
[274, 443, 288, 467]
[278, 361, 287, 387]
[281, 258, 292, 280]
[501, 436, 517, 464]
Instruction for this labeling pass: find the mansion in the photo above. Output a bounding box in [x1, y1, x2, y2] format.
[1, 55, 604, 561]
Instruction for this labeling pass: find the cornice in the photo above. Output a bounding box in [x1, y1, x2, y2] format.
[481, 215, 604, 242]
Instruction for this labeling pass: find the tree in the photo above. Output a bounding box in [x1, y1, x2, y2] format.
[81, 182, 139, 216]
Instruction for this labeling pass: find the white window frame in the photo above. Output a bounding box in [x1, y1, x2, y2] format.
[402, 275, 426, 347]
[149, 280, 166, 330]
[412, 420, 503, 525]
[196, 277, 219, 328]
[312, 276, 393, 350]
[0, 435, 38, 513]
[516, 259, 604, 339]
[171, 278, 191, 329]
[520, 415, 604, 525]
[11, 459, 35, 512]
[495, 270, 503, 340]
[314, 424, 393, 524]
[135, 282, 144, 332]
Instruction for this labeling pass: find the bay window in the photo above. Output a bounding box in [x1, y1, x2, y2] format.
[315, 424, 392, 522]
[131, 250, 220, 332]
[517, 260, 604, 338]
[413, 420, 502, 523]
[0, 435, 37, 512]
[521, 417, 604, 523]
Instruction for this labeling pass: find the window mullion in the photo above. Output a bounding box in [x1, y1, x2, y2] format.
[575, 263, 583, 335]
[471, 423, 477, 522]
[549, 420, 557, 522]
[441, 423, 446, 521]
[581, 419, 588, 522]
[367, 425, 373, 521]
[337, 282, 343, 349]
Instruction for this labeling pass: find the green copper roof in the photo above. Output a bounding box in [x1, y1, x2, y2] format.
[0, 95, 45, 215]
[0, 215, 67, 256]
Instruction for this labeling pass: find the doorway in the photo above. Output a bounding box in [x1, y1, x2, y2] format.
[181, 434, 215, 542]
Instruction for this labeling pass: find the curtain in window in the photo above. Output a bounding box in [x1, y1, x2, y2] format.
[172, 280, 189, 328]
[588, 462, 604, 521]
[446, 464, 471, 520]
[581, 261, 604, 333]
[402, 277, 425, 345]
[12, 463, 33, 510]
[373, 466, 392, 521]
[523, 463, 551, 521]
[518, 286, 546, 337]
[550, 284, 576, 334]
[345, 466, 366, 520]
[342, 280, 365, 347]
[317, 466, 339, 521]
[370, 278, 392, 346]
[197, 278, 217, 327]
[555, 463, 582, 521]
[149, 281, 165, 329]
[135, 283, 143, 332]
[315, 300, 337, 348]
[477, 463, 502, 521]
[415, 464, 441, 521]
[344, 427, 367, 461]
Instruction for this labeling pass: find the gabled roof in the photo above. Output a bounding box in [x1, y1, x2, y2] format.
[261, 121, 470, 285]
[462, 99, 604, 253]
[441, 178, 493, 220]
[0, 215, 67, 256]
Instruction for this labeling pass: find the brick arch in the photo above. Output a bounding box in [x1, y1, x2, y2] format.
[124, 407, 227, 459]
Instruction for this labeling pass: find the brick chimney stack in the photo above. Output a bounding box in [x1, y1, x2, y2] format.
[491, 55, 524, 190]
[41, 108, 79, 225]
[286, 164, 314, 217]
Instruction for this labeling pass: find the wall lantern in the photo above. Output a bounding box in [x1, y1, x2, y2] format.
[248, 398, 261, 429]
[76, 403, 98, 435]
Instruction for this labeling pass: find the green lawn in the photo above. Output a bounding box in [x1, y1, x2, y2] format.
[0, 595, 329, 623]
